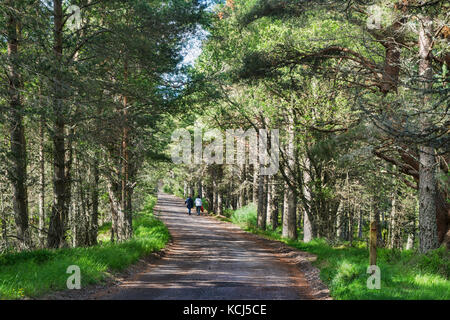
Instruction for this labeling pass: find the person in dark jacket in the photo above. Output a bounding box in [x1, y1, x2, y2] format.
[185, 196, 194, 215]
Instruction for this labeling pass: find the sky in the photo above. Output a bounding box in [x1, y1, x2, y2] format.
[179, 0, 218, 67]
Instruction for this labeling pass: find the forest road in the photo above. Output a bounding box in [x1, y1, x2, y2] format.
[96, 192, 316, 300]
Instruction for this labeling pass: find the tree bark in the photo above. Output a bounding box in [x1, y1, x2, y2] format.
[348, 207, 354, 246]
[121, 59, 131, 240]
[389, 192, 402, 249]
[197, 180, 203, 198]
[1, 191, 8, 248]
[48, 0, 67, 248]
[252, 164, 258, 204]
[107, 180, 120, 243]
[303, 158, 313, 243]
[87, 159, 98, 245]
[266, 175, 277, 230]
[358, 209, 363, 239]
[257, 162, 266, 230]
[7, 0, 29, 250]
[38, 116, 46, 248]
[282, 116, 297, 240]
[238, 163, 245, 208]
[418, 16, 439, 253]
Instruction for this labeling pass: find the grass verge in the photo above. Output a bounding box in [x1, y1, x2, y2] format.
[228, 204, 450, 300]
[0, 194, 169, 299]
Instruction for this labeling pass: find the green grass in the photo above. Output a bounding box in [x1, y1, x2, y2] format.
[229, 204, 450, 300]
[231, 203, 257, 226]
[0, 194, 170, 300]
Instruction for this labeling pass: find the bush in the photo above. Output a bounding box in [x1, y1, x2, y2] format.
[231, 203, 257, 229]
[162, 185, 173, 194]
[416, 247, 450, 278]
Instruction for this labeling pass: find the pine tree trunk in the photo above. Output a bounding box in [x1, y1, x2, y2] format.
[207, 180, 214, 213]
[348, 207, 354, 246]
[213, 181, 217, 213]
[38, 116, 46, 248]
[282, 115, 297, 240]
[282, 184, 297, 239]
[238, 163, 245, 208]
[280, 187, 284, 227]
[389, 193, 402, 249]
[90, 159, 99, 245]
[48, 0, 66, 248]
[7, 0, 29, 250]
[1, 192, 8, 248]
[217, 166, 224, 215]
[358, 209, 363, 239]
[266, 176, 276, 229]
[374, 206, 384, 247]
[246, 163, 252, 204]
[418, 16, 439, 253]
[252, 164, 258, 204]
[303, 159, 313, 243]
[107, 180, 120, 243]
[197, 180, 202, 198]
[64, 127, 74, 245]
[257, 162, 266, 230]
[217, 190, 223, 216]
[406, 232, 415, 250]
[121, 60, 131, 240]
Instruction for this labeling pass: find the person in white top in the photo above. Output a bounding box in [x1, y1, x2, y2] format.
[194, 196, 202, 216]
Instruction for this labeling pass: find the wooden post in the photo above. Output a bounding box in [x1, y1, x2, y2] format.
[370, 221, 377, 266]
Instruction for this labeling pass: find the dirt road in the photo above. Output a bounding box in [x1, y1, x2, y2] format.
[97, 193, 326, 300]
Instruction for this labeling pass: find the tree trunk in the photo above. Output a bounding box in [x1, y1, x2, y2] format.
[257, 163, 266, 230]
[266, 176, 276, 230]
[280, 186, 284, 227]
[207, 180, 214, 213]
[217, 189, 223, 216]
[38, 116, 46, 248]
[358, 209, 363, 239]
[348, 207, 354, 247]
[406, 231, 415, 250]
[107, 180, 120, 243]
[246, 163, 252, 204]
[121, 60, 131, 240]
[216, 165, 223, 215]
[252, 164, 258, 204]
[90, 158, 99, 245]
[197, 180, 202, 198]
[48, 0, 67, 248]
[303, 159, 313, 243]
[418, 16, 439, 253]
[389, 192, 402, 249]
[374, 206, 384, 247]
[1, 191, 8, 249]
[239, 163, 245, 208]
[282, 114, 297, 240]
[282, 183, 297, 240]
[7, 0, 29, 250]
[213, 181, 217, 213]
[64, 127, 74, 245]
